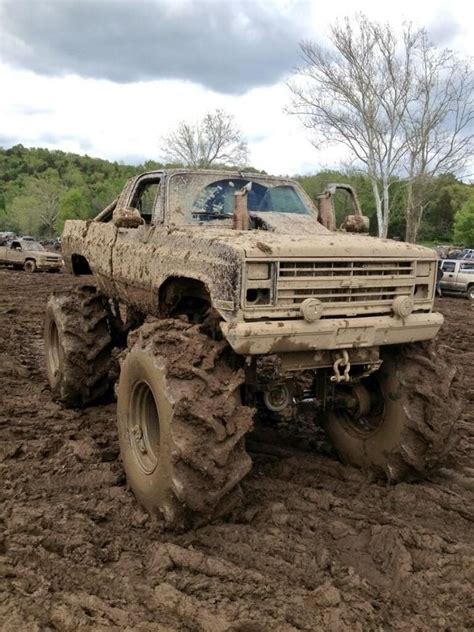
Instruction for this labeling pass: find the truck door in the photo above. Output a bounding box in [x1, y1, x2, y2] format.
[112, 174, 163, 311]
[440, 260, 456, 291]
[459, 261, 474, 292]
[8, 241, 24, 266]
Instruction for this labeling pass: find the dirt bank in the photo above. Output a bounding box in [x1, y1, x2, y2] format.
[0, 270, 472, 631]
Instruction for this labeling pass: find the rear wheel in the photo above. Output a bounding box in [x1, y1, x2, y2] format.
[24, 259, 36, 273]
[44, 286, 112, 407]
[117, 319, 254, 528]
[325, 341, 460, 481]
[467, 285, 474, 300]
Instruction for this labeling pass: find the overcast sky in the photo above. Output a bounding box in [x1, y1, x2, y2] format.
[0, 0, 472, 175]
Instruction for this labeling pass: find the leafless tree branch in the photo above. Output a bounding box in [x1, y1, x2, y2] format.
[287, 14, 474, 240]
[161, 109, 248, 169]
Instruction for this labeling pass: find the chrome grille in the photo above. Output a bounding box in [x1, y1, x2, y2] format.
[279, 261, 413, 277]
[277, 259, 415, 316]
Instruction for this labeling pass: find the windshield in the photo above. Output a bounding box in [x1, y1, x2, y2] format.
[167, 173, 314, 224]
[22, 241, 45, 251]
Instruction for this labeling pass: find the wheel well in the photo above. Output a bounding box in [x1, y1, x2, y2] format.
[158, 277, 212, 320]
[71, 254, 92, 275]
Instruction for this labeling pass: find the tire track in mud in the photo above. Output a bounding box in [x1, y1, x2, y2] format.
[0, 270, 473, 631]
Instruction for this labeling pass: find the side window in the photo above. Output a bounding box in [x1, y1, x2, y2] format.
[132, 180, 161, 224]
[10, 241, 21, 250]
[461, 262, 474, 273]
[442, 261, 455, 273]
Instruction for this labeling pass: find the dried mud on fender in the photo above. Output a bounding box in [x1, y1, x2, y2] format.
[0, 271, 473, 631]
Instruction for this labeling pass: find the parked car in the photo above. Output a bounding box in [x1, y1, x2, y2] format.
[0, 238, 63, 272]
[461, 249, 474, 260]
[440, 259, 474, 299]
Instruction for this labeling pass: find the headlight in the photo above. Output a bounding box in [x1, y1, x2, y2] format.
[245, 262, 275, 306]
[416, 261, 433, 277]
[247, 262, 270, 280]
[414, 260, 435, 301]
[246, 288, 271, 305]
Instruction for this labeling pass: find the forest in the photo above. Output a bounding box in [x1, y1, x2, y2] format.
[0, 144, 473, 246]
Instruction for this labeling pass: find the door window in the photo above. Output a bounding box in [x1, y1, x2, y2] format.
[441, 261, 455, 273]
[132, 180, 161, 224]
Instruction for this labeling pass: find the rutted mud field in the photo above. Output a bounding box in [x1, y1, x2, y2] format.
[1, 269, 473, 631]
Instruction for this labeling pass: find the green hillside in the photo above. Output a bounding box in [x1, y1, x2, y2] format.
[0, 144, 472, 244]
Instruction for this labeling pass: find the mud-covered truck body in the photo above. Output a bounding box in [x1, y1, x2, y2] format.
[62, 170, 441, 353]
[0, 238, 63, 272]
[46, 169, 459, 528]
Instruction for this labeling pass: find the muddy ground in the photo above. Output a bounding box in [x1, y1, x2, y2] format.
[0, 269, 473, 631]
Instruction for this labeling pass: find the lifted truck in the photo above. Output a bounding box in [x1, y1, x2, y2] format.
[44, 169, 459, 528]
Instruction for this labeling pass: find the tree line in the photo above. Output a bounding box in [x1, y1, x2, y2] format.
[0, 145, 164, 237]
[0, 144, 472, 246]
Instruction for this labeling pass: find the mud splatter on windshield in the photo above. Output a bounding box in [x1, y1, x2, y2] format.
[167, 172, 314, 224]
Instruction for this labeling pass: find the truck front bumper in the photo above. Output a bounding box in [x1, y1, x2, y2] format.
[220, 312, 444, 355]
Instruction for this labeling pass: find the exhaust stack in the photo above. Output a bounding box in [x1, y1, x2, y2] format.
[233, 182, 252, 230]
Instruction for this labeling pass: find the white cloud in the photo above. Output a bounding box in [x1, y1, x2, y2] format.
[0, 0, 472, 175]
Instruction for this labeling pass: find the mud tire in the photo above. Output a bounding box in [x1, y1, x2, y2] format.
[325, 340, 461, 482]
[117, 319, 254, 529]
[44, 286, 112, 408]
[24, 259, 37, 273]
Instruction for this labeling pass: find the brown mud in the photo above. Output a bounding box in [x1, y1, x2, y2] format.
[0, 269, 473, 631]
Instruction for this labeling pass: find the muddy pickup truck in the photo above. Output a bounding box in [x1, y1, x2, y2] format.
[440, 259, 474, 299]
[0, 238, 63, 272]
[44, 169, 459, 528]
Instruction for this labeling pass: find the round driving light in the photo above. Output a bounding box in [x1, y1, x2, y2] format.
[301, 298, 323, 322]
[392, 296, 414, 318]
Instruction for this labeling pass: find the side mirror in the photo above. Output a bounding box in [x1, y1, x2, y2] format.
[316, 183, 368, 233]
[112, 206, 145, 229]
[341, 214, 370, 234]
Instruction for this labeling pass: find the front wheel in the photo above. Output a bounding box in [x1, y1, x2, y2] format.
[117, 319, 254, 529]
[325, 341, 460, 481]
[24, 259, 37, 273]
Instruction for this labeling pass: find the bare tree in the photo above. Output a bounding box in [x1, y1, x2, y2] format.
[288, 16, 417, 237]
[288, 15, 474, 240]
[402, 36, 474, 241]
[161, 109, 248, 168]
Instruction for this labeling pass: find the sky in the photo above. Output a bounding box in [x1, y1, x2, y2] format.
[0, 0, 472, 176]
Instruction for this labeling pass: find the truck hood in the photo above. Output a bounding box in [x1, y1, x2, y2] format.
[177, 213, 435, 260]
[242, 231, 435, 259]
